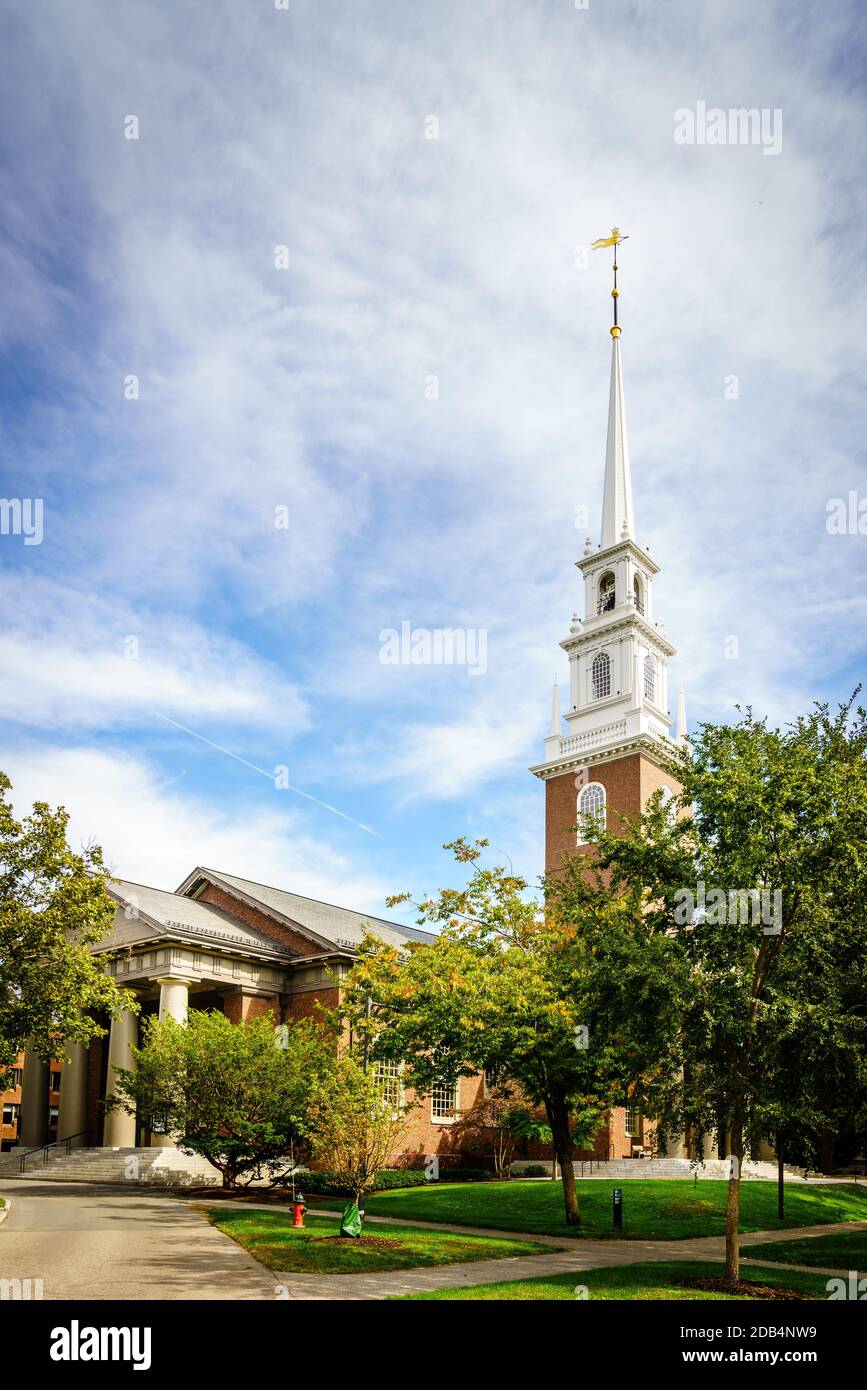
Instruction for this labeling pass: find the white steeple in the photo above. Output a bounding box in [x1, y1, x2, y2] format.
[531, 229, 680, 781]
[600, 333, 635, 548]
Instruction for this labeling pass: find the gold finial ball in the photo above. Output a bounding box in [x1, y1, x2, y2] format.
[610, 326, 622, 337]
[612, 289, 619, 297]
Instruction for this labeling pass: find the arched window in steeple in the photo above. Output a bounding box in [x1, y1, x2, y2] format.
[591, 651, 611, 700]
[577, 781, 606, 844]
[643, 654, 655, 702]
[597, 571, 616, 614]
[633, 575, 644, 615]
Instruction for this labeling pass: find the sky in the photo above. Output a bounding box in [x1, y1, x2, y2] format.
[1, 0, 865, 925]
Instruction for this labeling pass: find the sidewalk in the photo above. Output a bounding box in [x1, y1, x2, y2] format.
[189, 1197, 866, 1301]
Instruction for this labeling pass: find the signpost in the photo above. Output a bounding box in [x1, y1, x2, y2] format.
[613, 1186, 623, 1233]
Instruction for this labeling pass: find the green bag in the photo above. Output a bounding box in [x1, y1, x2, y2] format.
[340, 1201, 363, 1238]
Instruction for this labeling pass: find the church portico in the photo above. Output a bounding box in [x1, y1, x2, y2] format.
[12, 866, 434, 1161]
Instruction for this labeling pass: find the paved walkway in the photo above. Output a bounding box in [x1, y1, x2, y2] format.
[191, 1197, 867, 1301]
[0, 1181, 279, 1300]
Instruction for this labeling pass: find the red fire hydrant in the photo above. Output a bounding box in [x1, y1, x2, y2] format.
[292, 1193, 306, 1229]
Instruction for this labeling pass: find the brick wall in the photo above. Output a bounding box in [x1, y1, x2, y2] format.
[196, 882, 317, 956]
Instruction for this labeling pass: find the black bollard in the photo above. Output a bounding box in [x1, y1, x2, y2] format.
[613, 1186, 623, 1233]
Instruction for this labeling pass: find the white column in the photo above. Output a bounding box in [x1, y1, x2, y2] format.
[157, 976, 189, 1024]
[19, 1049, 49, 1148]
[57, 1040, 88, 1146]
[103, 1008, 138, 1148]
[150, 978, 190, 1147]
[665, 1132, 688, 1159]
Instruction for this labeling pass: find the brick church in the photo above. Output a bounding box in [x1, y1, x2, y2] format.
[5, 270, 700, 1174]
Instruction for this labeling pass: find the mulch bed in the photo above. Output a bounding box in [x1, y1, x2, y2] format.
[676, 1275, 817, 1301]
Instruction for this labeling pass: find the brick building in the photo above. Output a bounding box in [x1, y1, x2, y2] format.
[12, 866, 487, 1164]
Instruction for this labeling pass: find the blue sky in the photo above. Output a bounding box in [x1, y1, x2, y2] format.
[1, 0, 865, 923]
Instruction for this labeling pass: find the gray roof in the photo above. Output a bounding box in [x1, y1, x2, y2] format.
[177, 866, 436, 952]
[102, 877, 298, 959]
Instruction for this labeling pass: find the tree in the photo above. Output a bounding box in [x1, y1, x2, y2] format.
[108, 1010, 332, 1187]
[344, 839, 682, 1226]
[588, 697, 867, 1282]
[306, 1050, 411, 1212]
[0, 771, 132, 1087]
[449, 1082, 525, 1179]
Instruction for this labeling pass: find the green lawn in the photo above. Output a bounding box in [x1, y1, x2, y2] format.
[202, 1207, 555, 1273]
[312, 1179, 867, 1240]
[743, 1230, 867, 1270]
[394, 1260, 832, 1301]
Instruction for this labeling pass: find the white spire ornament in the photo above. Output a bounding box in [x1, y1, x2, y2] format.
[676, 687, 687, 746]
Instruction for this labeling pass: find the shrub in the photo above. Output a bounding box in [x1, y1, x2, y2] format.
[512, 1164, 548, 1177]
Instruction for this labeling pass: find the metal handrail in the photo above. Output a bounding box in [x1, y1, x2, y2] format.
[18, 1130, 92, 1173]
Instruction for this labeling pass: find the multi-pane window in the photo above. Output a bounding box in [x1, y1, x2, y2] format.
[373, 1059, 404, 1114]
[10, 1068, 22, 1089]
[430, 1079, 459, 1123]
[577, 782, 606, 844]
[2, 1104, 20, 1127]
[591, 651, 611, 700]
[643, 654, 655, 702]
[624, 1106, 640, 1137]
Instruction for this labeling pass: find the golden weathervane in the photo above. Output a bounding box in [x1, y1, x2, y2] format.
[592, 226, 629, 336]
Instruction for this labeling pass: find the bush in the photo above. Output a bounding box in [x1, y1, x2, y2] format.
[298, 1169, 430, 1196]
[512, 1164, 548, 1177]
[298, 1166, 499, 1195]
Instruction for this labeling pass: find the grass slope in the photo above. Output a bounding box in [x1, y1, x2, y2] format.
[315, 1179, 867, 1240]
[203, 1207, 554, 1273]
[394, 1260, 832, 1301]
[743, 1229, 867, 1270]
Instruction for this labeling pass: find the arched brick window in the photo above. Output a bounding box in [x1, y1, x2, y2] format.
[577, 781, 606, 844]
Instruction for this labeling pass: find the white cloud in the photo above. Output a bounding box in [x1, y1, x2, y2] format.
[0, 576, 308, 734]
[1, 744, 392, 914]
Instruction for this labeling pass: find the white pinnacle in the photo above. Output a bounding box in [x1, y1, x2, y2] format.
[550, 676, 561, 736]
[600, 333, 635, 549]
[676, 687, 687, 745]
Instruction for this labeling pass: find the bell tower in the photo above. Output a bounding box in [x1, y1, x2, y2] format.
[531, 233, 685, 874]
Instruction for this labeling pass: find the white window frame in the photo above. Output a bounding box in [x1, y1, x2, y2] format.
[372, 1059, 404, 1115]
[577, 782, 607, 845]
[624, 1105, 640, 1138]
[591, 650, 611, 700]
[430, 1078, 460, 1124]
[643, 654, 655, 702]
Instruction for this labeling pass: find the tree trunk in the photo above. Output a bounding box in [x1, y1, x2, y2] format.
[546, 1097, 580, 1225]
[724, 1120, 743, 1283]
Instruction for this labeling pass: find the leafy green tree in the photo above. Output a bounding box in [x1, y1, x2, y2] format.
[588, 697, 867, 1282]
[108, 1010, 333, 1187]
[345, 839, 682, 1226]
[306, 1049, 411, 1211]
[0, 771, 132, 1086]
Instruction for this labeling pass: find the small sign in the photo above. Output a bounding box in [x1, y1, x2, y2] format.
[613, 1186, 623, 1232]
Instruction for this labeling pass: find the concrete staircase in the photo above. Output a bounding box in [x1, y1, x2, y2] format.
[513, 1157, 812, 1181]
[0, 1146, 222, 1186]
